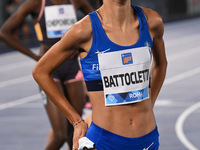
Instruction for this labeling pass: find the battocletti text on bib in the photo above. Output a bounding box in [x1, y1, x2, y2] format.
[98, 47, 151, 106]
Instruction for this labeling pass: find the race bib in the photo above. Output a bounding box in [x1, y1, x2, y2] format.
[98, 47, 151, 106]
[45, 5, 77, 38]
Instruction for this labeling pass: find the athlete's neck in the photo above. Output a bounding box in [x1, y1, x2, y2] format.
[97, 0, 135, 32]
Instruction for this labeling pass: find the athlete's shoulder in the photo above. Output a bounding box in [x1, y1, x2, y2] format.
[68, 15, 92, 44]
[141, 7, 164, 37]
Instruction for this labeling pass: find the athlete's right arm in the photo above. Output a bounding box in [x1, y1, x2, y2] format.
[0, 0, 41, 61]
[32, 15, 92, 149]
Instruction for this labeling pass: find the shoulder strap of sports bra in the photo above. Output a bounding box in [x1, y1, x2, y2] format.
[133, 5, 153, 43]
[88, 11, 102, 32]
[132, 5, 148, 29]
[89, 11, 107, 46]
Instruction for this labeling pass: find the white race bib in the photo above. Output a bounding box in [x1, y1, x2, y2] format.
[45, 5, 77, 38]
[98, 47, 151, 106]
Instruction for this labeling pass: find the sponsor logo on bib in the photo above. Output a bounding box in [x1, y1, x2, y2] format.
[59, 8, 64, 14]
[122, 53, 133, 65]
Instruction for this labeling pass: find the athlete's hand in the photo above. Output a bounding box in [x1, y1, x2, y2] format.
[73, 121, 88, 149]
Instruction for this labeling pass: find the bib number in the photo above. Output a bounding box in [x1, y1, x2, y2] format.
[98, 47, 151, 106]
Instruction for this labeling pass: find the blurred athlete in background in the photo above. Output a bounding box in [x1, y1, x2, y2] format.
[0, 0, 93, 149]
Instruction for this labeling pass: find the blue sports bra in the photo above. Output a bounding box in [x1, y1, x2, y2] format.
[80, 5, 153, 94]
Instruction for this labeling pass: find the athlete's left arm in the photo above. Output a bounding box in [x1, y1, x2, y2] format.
[146, 9, 168, 107]
[73, 0, 94, 14]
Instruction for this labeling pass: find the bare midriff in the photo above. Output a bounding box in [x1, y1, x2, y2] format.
[88, 90, 156, 138]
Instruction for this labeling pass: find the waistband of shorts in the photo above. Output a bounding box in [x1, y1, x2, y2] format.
[90, 122, 159, 145]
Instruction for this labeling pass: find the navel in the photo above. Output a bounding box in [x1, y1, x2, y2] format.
[130, 118, 133, 125]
